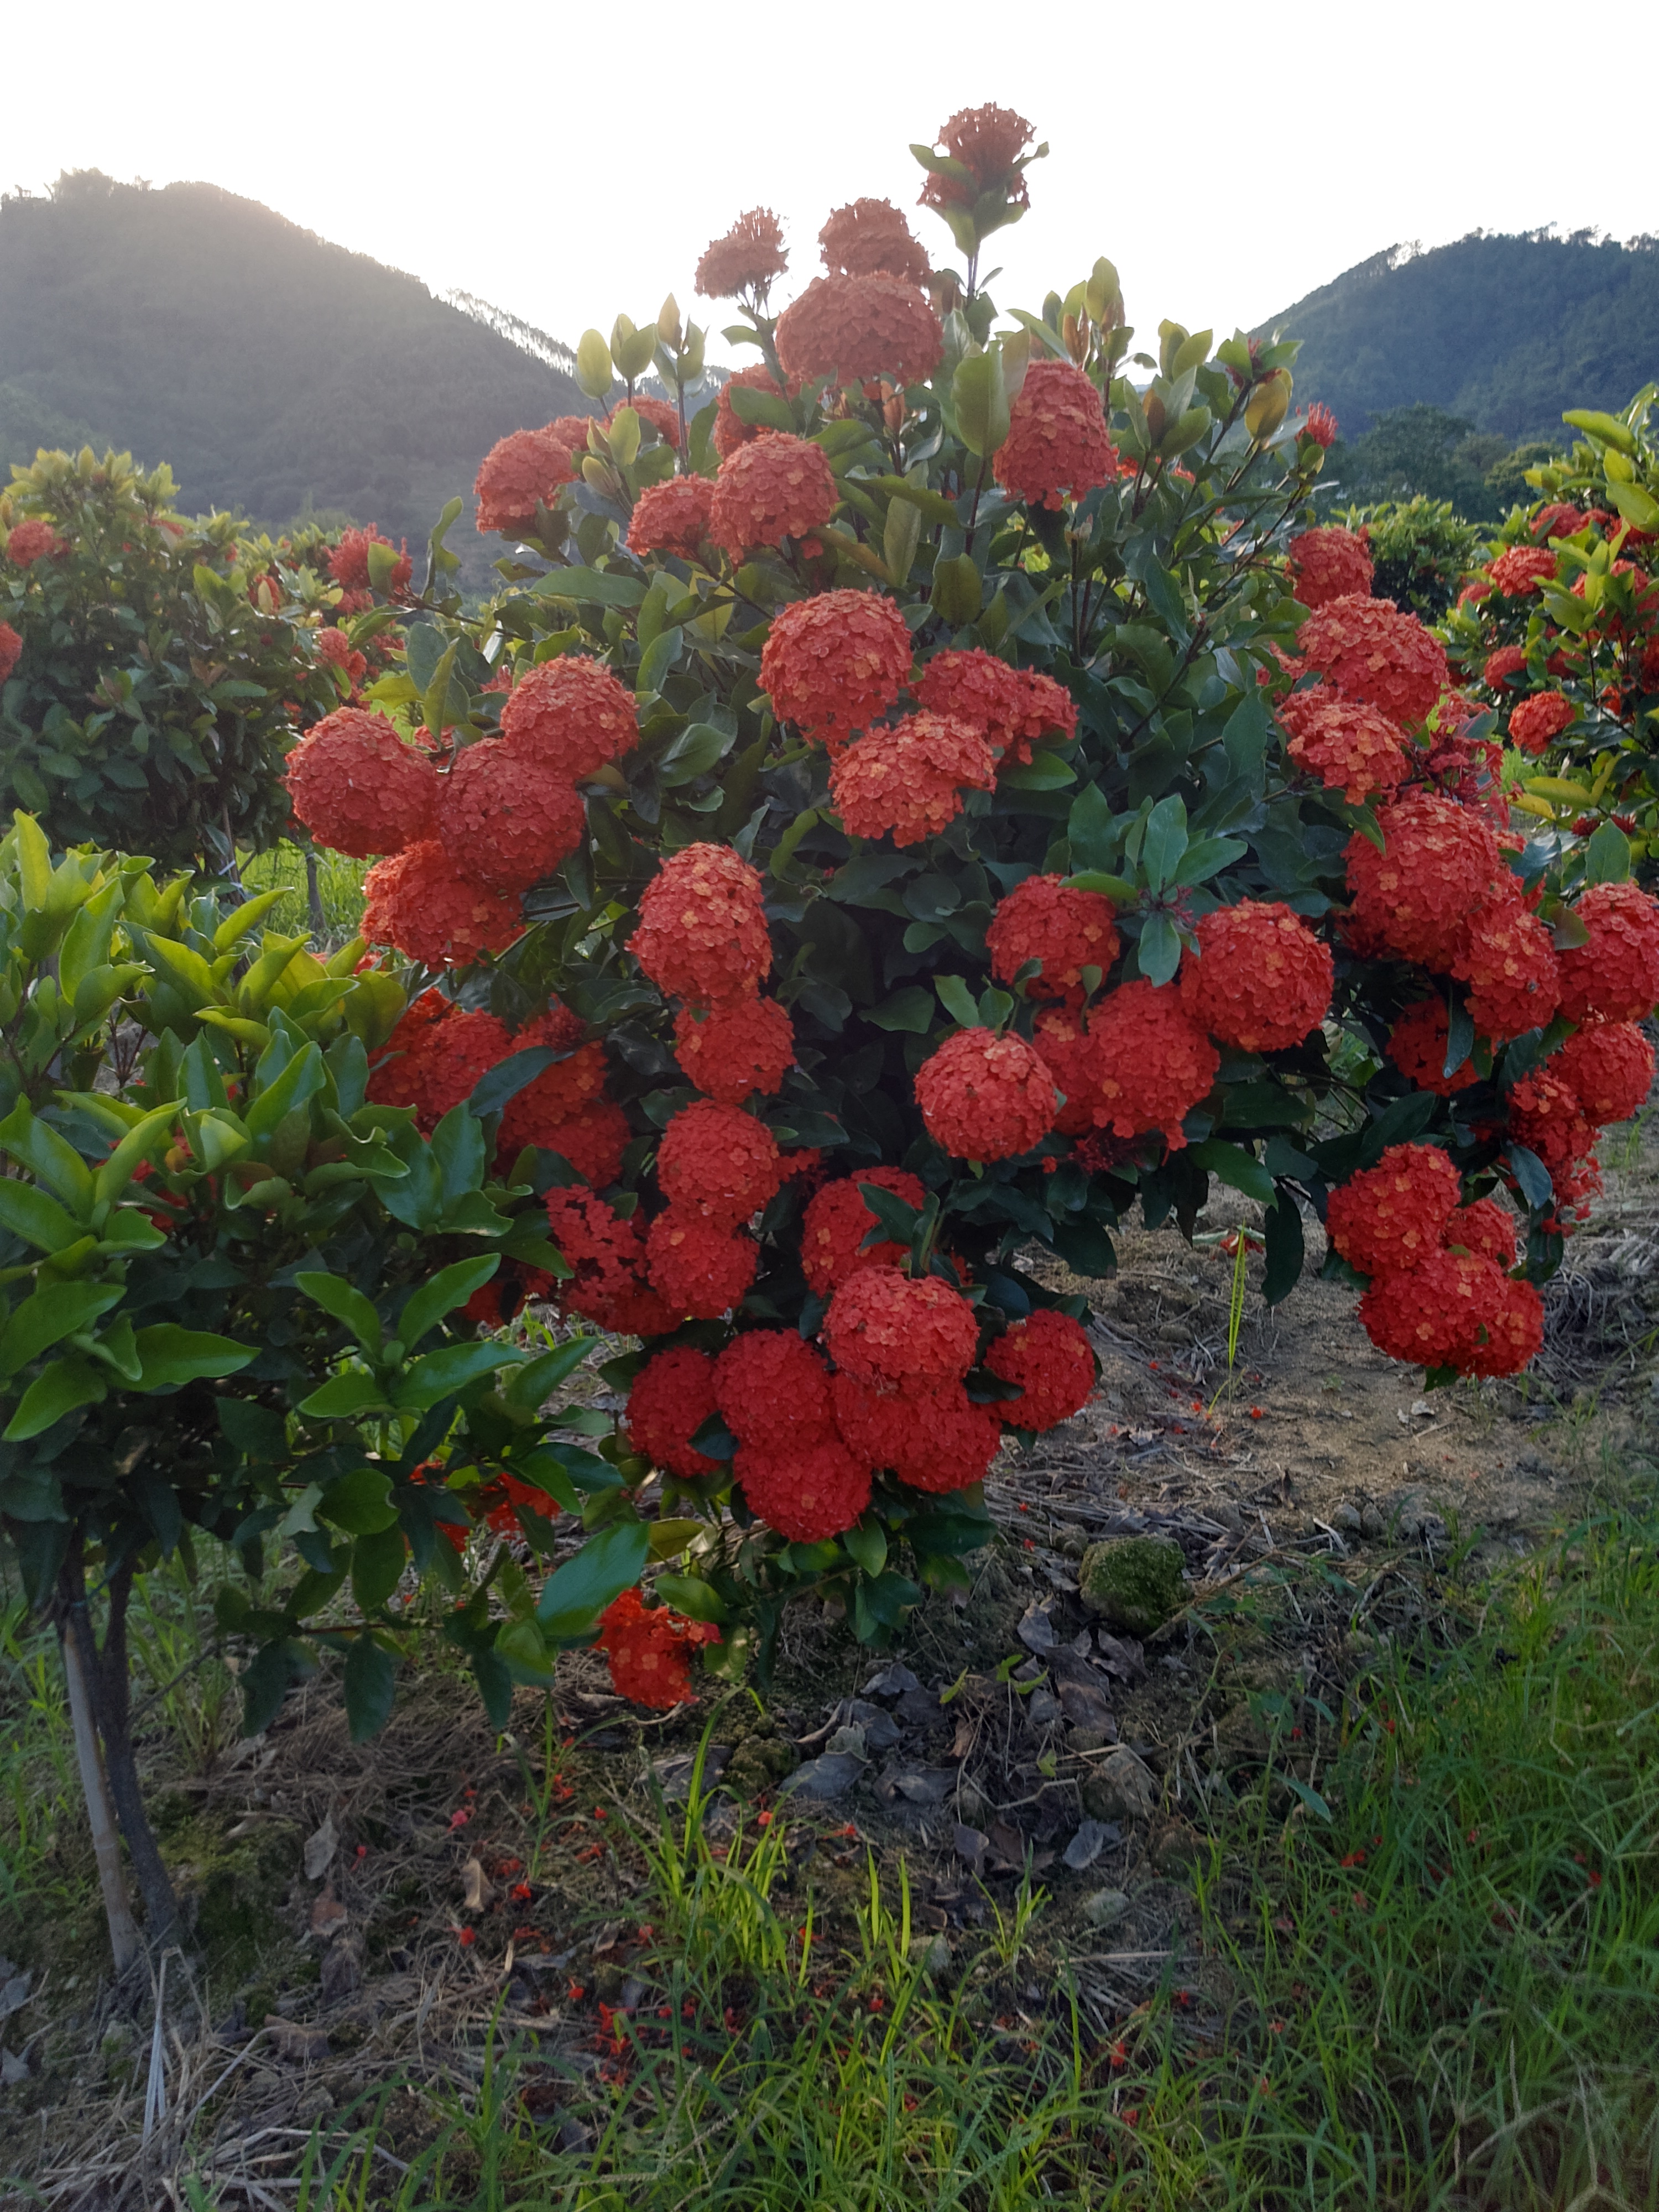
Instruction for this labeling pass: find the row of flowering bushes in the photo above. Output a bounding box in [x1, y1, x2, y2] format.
[275, 111, 1659, 1705]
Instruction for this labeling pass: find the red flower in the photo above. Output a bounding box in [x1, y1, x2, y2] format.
[436, 739, 586, 894]
[624, 1346, 722, 1478]
[327, 526, 411, 596]
[474, 427, 576, 535]
[830, 712, 995, 846]
[284, 708, 438, 859]
[1344, 792, 1503, 969]
[799, 1168, 926, 1297]
[818, 199, 931, 285]
[1326, 1144, 1463, 1277]
[1297, 594, 1451, 730]
[735, 1438, 872, 1541]
[547, 414, 598, 455]
[914, 1026, 1056, 1161]
[498, 1032, 610, 1159]
[1552, 1020, 1654, 1126]
[708, 434, 837, 559]
[1359, 1253, 1542, 1376]
[4, 519, 65, 565]
[539, 1101, 630, 1192]
[656, 1100, 781, 1228]
[916, 649, 1078, 768]
[1453, 893, 1561, 1041]
[713, 364, 804, 460]
[366, 989, 451, 1117]
[775, 274, 942, 388]
[760, 590, 913, 747]
[1509, 1067, 1596, 1184]
[630, 843, 772, 1008]
[607, 397, 680, 448]
[500, 655, 639, 782]
[1031, 1008, 1099, 1136]
[716, 1329, 836, 1453]
[596, 1588, 719, 1710]
[1489, 545, 1557, 597]
[627, 476, 714, 560]
[0, 622, 20, 685]
[411, 1008, 514, 1124]
[316, 626, 367, 685]
[1178, 901, 1333, 1053]
[362, 841, 522, 966]
[674, 995, 795, 1102]
[1509, 691, 1575, 755]
[993, 359, 1117, 512]
[545, 1191, 664, 1332]
[919, 104, 1036, 209]
[1532, 503, 1592, 541]
[1483, 646, 1528, 687]
[1444, 1198, 1516, 1269]
[1556, 881, 1659, 1024]
[830, 1373, 1000, 1493]
[986, 874, 1118, 1004]
[984, 1310, 1094, 1431]
[1287, 526, 1373, 610]
[1077, 980, 1220, 1151]
[823, 1268, 979, 1397]
[1279, 685, 1408, 804]
[1303, 404, 1339, 450]
[1384, 999, 1480, 1096]
[695, 209, 789, 305]
[645, 1209, 758, 1319]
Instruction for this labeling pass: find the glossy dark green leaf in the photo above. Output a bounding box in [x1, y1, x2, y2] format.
[343, 1633, 398, 1741]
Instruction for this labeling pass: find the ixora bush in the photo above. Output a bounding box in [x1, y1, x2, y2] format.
[279, 108, 1659, 1719]
[1446, 384, 1659, 870]
[0, 449, 359, 869]
[0, 815, 644, 1963]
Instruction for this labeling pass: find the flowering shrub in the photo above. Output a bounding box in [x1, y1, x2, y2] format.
[282, 117, 1658, 1695]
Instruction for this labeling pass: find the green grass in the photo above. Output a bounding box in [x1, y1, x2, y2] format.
[240, 839, 367, 945]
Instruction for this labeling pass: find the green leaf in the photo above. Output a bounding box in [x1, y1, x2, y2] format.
[1262, 1191, 1305, 1306]
[1141, 794, 1188, 891]
[728, 383, 796, 432]
[536, 1519, 650, 1637]
[868, 987, 936, 1034]
[636, 625, 683, 698]
[504, 1338, 594, 1412]
[343, 1634, 398, 1741]
[866, 474, 961, 526]
[1138, 912, 1182, 986]
[1173, 836, 1248, 886]
[398, 1257, 502, 1351]
[653, 1573, 729, 1624]
[1064, 871, 1136, 904]
[502, 1449, 582, 1516]
[2, 1354, 107, 1440]
[656, 721, 732, 785]
[1053, 1217, 1117, 1278]
[495, 1616, 555, 1681]
[298, 1368, 392, 1420]
[317, 1467, 398, 1536]
[295, 1271, 383, 1355]
[1605, 477, 1659, 531]
[844, 1518, 888, 1577]
[1188, 1139, 1275, 1206]
[1584, 821, 1631, 885]
[92, 1101, 184, 1208]
[534, 567, 646, 608]
[393, 1341, 521, 1412]
[1067, 782, 1121, 873]
[998, 753, 1076, 791]
[1506, 1144, 1553, 1212]
[133, 1326, 255, 1389]
[934, 974, 980, 1027]
[952, 349, 1011, 458]
[0, 1101, 93, 1209]
[468, 1048, 557, 1119]
[0, 1180, 89, 1259]
[0, 1281, 124, 1378]
[1281, 1773, 1332, 1823]
[351, 1524, 408, 1614]
[244, 1041, 325, 1140]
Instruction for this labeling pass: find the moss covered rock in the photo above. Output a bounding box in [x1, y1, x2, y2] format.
[1078, 1536, 1185, 1636]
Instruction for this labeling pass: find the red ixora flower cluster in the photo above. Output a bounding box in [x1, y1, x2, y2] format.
[1386, 998, 1480, 1095]
[915, 1026, 1057, 1162]
[595, 1588, 720, 1710]
[544, 1191, 676, 1337]
[624, 1345, 722, 1479]
[760, 590, 912, 747]
[656, 1100, 781, 1225]
[630, 842, 773, 1009]
[823, 1267, 979, 1396]
[800, 1168, 926, 1297]
[776, 273, 943, 389]
[1277, 686, 1408, 804]
[1509, 691, 1575, 755]
[328, 526, 411, 597]
[285, 707, 438, 859]
[1297, 594, 1451, 730]
[708, 432, 837, 559]
[987, 874, 1119, 1004]
[696, 208, 789, 304]
[1489, 545, 1558, 597]
[1178, 901, 1334, 1053]
[627, 476, 714, 560]
[673, 995, 795, 1103]
[1286, 526, 1373, 610]
[473, 426, 576, 536]
[916, 649, 1078, 769]
[0, 622, 21, 685]
[1042, 979, 1219, 1151]
[712, 364, 804, 460]
[984, 1308, 1094, 1431]
[919, 103, 1037, 210]
[1344, 791, 1504, 970]
[831, 712, 995, 845]
[993, 359, 1118, 511]
[4, 519, 66, 565]
[1556, 881, 1659, 1024]
[818, 198, 931, 285]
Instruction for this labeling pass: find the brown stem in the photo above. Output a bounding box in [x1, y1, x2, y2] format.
[74, 1554, 182, 1945]
[56, 1595, 142, 1974]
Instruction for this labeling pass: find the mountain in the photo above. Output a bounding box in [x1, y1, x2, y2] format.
[0, 171, 587, 562]
[1259, 230, 1659, 446]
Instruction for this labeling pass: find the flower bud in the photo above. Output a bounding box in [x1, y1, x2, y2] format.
[1084, 257, 1122, 329]
[1245, 368, 1293, 442]
[658, 293, 682, 348]
[576, 329, 614, 400]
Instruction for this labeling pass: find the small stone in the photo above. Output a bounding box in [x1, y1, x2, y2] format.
[1150, 1819, 1204, 1876]
[1081, 1887, 1131, 1930]
[1080, 1747, 1159, 1825]
[1332, 1503, 1363, 1536]
[1062, 1819, 1112, 1871]
[1360, 1504, 1385, 1539]
[1078, 1537, 1186, 1636]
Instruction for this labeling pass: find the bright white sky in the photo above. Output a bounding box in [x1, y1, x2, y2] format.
[10, 0, 1659, 369]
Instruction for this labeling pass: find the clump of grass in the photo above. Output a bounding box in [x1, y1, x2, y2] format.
[241, 839, 367, 945]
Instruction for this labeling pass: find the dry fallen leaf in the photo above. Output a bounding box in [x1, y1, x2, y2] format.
[302, 1811, 338, 1882]
[309, 1886, 348, 1939]
[264, 2016, 330, 2064]
[461, 1855, 488, 1911]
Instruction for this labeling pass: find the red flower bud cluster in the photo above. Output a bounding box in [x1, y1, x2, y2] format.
[830, 712, 995, 845]
[775, 273, 943, 388]
[1509, 691, 1575, 755]
[800, 1168, 926, 1297]
[1303, 403, 1339, 450]
[708, 433, 837, 559]
[915, 1026, 1056, 1161]
[328, 527, 411, 596]
[316, 626, 368, 686]
[1325, 1142, 1462, 1277]
[984, 1308, 1094, 1431]
[627, 476, 714, 559]
[823, 1269, 979, 1396]
[986, 874, 1119, 1004]
[760, 590, 912, 747]
[285, 707, 438, 859]
[1277, 686, 1408, 803]
[916, 649, 1078, 768]
[625, 1346, 722, 1479]
[1556, 881, 1659, 1023]
[673, 995, 795, 1103]
[596, 1588, 719, 1709]
[656, 1101, 781, 1226]
[992, 359, 1118, 512]
[1286, 526, 1373, 609]
[1178, 901, 1333, 1053]
[630, 843, 773, 1008]
[1297, 594, 1451, 730]
[474, 427, 575, 535]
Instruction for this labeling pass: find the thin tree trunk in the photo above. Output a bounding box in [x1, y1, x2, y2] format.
[57, 1606, 141, 1974]
[64, 1552, 182, 1947]
[305, 850, 325, 937]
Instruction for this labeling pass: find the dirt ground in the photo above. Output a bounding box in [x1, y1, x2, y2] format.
[6, 1107, 1657, 2205]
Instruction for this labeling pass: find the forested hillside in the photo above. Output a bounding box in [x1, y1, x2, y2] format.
[1264, 230, 1659, 442]
[0, 171, 586, 549]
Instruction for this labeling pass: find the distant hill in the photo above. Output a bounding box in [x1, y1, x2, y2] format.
[1260, 230, 1659, 445]
[0, 171, 587, 564]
